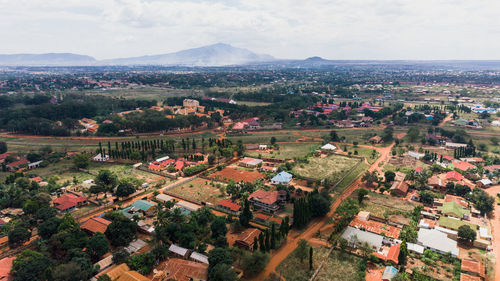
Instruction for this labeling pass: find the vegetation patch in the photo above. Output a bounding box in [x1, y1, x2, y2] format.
[167, 178, 227, 205]
[293, 154, 359, 182]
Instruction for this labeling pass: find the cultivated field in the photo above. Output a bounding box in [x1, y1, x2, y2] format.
[276, 246, 329, 281]
[167, 178, 227, 205]
[315, 250, 365, 281]
[292, 154, 359, 182]
[358, 191, 420, 224]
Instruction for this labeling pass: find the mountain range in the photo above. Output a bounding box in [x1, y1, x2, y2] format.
[0, 43, 275, 66]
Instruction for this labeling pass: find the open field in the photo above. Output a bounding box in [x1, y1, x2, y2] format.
[68, 87, 197, 100]
[293, 154, 359, 181]
[275, 246, 329, 281]
[315, 250, 365, 281]
[332, 162, 368, 198]
[246, 143, 320, 160]
[166, 178, 226, 205]
[438, 216, 478, 231]
[356, 191, 420, 224]
[227, 132, 301, 144]
[343, 146, 380, 164]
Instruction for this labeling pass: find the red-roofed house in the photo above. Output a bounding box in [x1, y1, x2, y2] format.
[6, 159, 28, 171]
[217, 199, 241, 214]
[0, 256, 15, 281]
[446, 171, 465, 181]
[81, 217, 112, 235]
[53, 193, 88, 212]
[148, 164, 162, 171]
[175, 160, 185, 171]
[269, 217, 283, 225]
[30, 176, 43, 183]
[453, 161, 476, 172]
[234, 228, 261, 251]
[248, 190, 286, 213]
[386, 244, 400, 265]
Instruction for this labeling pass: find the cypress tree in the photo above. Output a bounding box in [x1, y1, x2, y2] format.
[259, 233, 265, 252]
[253, 237, 259, 252]
[265, 229, 271, 252]
[309, 247, 313, 270]
[271, 222, 276, 249]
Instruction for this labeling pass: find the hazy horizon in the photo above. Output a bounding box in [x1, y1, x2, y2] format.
[1, 0, 500, 61]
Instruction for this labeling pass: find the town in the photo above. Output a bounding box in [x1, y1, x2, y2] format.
[0, 64, 499, 281]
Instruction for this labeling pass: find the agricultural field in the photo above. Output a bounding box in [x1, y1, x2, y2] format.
[356, 191, 420, 224]
[293, 154, 359, 182]
[314, 250, 366, 281]
[166, 178, 227, 205]
[276, 246, 329, 281]
[331, 162, 368, 198]
[246, 142, 320, 160]
[342, 145, 380, 164]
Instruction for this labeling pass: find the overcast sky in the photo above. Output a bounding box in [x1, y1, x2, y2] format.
[1, 0, 499, 60]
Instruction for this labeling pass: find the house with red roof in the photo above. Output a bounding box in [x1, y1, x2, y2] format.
[248, 190, 286, 213]
[53, 193, 88, 212]
[0, 256, 15, 281]
[446, 171, 465, 181]
[148, 163, 162, 172]
[453, 161, 476, 172]
[29, 176, 43, 183]
[81, 217, 112, 235]
[174, 160, 185, 171]
[6, 159, 28, 171]
[216, 199, 241, 214]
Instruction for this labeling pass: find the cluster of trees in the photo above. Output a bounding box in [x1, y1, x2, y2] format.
[0, 94, 155, 136]
[399, 206, 423, 243]
[453, 140, 476, 158]
[293, 190, 331, 229]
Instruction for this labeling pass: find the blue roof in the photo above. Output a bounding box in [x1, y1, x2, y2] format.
[271, 171, 293, 183]
[131, 200, 155, 212]
[382, 266, 398, 280]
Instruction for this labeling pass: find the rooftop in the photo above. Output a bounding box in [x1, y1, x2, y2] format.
[80, 217, 111, 234]
[417, 228, 459, 257]
[249, 190, 280, 205]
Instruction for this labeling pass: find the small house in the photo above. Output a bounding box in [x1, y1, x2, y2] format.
[271, 171, 293, 185]
[234, 228, 261, 251]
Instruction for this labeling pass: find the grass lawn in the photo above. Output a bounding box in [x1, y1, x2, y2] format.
[438, 217, 478, 231]
[166, 178, 227, 205]
[345, 146, 380, 164]
[276, 246, 329, 281]
[293, 154, 359, 182]
[227, 132, 300, 144]
[246, 143, 320, 160]
[315, 250, 365, 281]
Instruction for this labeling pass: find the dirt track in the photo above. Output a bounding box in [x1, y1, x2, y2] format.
[484, 185, 500, 280]
[249, 134, 402, 280]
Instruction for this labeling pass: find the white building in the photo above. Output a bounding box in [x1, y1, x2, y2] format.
[93, 153, 109, 162]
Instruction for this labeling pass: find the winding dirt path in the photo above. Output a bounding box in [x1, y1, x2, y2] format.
[483, 185, 500, 280]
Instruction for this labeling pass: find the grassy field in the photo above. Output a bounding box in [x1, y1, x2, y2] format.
[315, 250, 365, 281]
[276, 246, 329, 281]
[343, 146, 380, 164]
[166, 178, 226, 205]
[331, 162, 368, 198]
[293, 154, 359, 182]
[358, 191, 420, 223]
[246, 143, 320, 160]
[227, 132, 301, 144]
[438, 217, 478, 231]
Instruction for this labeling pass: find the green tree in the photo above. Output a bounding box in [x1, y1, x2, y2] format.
[8, 227, 30, 248]
[384, 171, 396, 182]
[86, 233, 110, 261]
[115, 181, 135, 198]
[52, 261, 90, 281]
[0, 141, 7, 154]
[382, 127, 394, 142]
[209, 263, 238, 281]
[210, 216, 228, 239]
[97, 274, 112, 281]
[239, 199, 252, 227]
[458, 225, 476, 243]
[105, 214, 138, 246]
[12, 250, 53, 281]
[270, 137, 277, 145]
[399, 240, 408, 266]
[407, 127, 420, 142]
[73, 154, 90, 169]
[361, 171, 378, 187]
[309, 247, 313, 270]
[357, 188, 368, 204]
[242, 251, 270, 277]
[112, 248, 130, 264]
[295, 239, 309, 263]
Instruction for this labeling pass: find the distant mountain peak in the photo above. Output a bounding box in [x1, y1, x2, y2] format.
[305, 56, 327, 61]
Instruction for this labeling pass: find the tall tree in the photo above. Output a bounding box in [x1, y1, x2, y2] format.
[239, 199, 252, 227]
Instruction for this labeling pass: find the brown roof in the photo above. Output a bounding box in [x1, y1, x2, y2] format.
[235, 228, 262, 246]
[460, 273, 482, 281]
[248, 190, 279, 205]
[163, 258, 208, 281]
[349, 218, 401, 239]
[80, 217, 111, 234]
[0, 257, 15, 280]
[390, 181, 409, 194]
[104, 264, 130, 280]
[217, 199, 241, 212]
[461, 259, 485, 277]
[116, 271, 149, 281]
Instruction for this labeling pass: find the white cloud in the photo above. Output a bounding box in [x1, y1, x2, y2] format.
[0, 0, 499, 60]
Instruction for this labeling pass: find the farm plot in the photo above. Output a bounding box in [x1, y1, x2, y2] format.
[167, 178, 227, 205]
[358, 191, 420, 224]
[314, 250, 366, 281]
[292, 154, 359, 182]
[276, 246, 329, 281]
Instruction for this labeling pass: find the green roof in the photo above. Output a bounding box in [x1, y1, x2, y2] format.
[438, 216, 477, 231]
[131, 200, 155, 212]
[438, 201, 470, 218]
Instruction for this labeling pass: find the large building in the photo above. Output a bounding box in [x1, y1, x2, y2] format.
[248, 189, 286, 213]
[183, 99, 200, 108]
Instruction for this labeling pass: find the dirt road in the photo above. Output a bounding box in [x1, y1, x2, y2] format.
[483, 185, 500, 280]
[250, 137, 401, 280]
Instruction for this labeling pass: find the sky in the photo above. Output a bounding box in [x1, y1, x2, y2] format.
[0, 0, 499, 60]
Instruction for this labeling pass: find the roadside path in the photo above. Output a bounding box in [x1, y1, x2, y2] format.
[483, 185, 500, 280]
